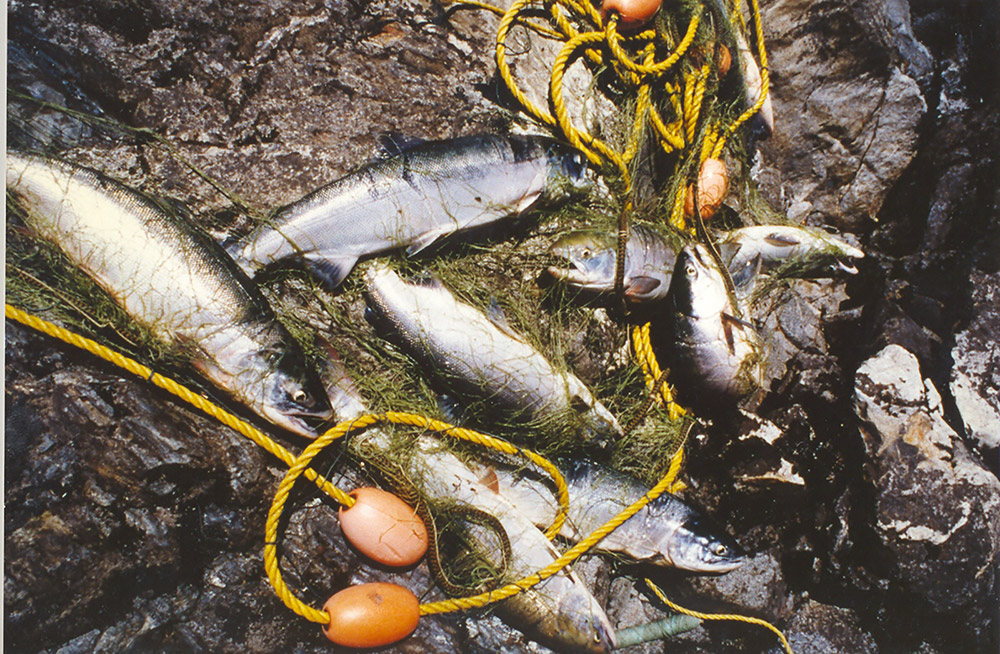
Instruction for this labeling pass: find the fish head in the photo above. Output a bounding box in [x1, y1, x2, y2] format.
[546, 590, 618, 653]
[257, 349, 336, 438]
[663, 512, 746, 573]
[668, 244, 730, 319]
[547, 230, 617, 294]
[543, 145, 593, 201]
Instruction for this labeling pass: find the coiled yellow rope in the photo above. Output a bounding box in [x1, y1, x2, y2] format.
[262, 410, 684, 623]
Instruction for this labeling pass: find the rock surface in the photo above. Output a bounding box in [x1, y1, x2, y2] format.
[854, 344, 1000, 650]
[6, 0, 1000, 652]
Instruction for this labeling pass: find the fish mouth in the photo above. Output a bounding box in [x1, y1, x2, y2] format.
[546, 263, 608, 290]
[262, 406, 335, 439]
[834, 259, 859, 275]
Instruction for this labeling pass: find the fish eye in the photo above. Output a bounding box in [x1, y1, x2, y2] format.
[581, 248, 593, 259]
[713, 543, 729, 556]
[292, 388, 309, 405]
[685, 264, 696, 276]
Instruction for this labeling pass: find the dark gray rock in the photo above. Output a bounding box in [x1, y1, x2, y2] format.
[6, 0, 1000, 652]
[757, 0, 927, 232]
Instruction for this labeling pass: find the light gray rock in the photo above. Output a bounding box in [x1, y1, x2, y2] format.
[854, 344, 1000, 645]
[950, 271, 1000, 451]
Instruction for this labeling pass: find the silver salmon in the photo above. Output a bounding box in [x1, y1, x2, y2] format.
[6, 152, 334, 438]
[656, 244, 763, 406]
[229, 134, 589, 288]
[547, 225, 679, 302]
[316, 356, 617, 654]
[720, 225, 865, 276]
[477, 459, 746, 573]
[548, 224, 862, 305]
[363, 265, 623, 448]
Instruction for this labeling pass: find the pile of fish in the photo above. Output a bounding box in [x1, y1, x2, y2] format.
[6, 130, 863, 652]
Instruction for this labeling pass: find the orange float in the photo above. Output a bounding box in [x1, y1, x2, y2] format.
[717, 44, 732, 77]
[323, 583, 420, 647]
[683, 158, 728, 221]
[339, 487, 428, 567]
[601, 0, 663, 31]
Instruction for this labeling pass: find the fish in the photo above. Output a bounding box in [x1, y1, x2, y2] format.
[655, 244, 763, 407]
[316, 357, 617, 653]
[363, 265, 623, 449]
[734, 28, 775, 139]
[547, 223, 863, 304]
[706, 0, 774, 139]
[719, 225, 865, 276]
[475, 459, 746, 573]
[547, 225, 678, 302]
[228, 133, 590, 289]
[6, 152, 334, 438]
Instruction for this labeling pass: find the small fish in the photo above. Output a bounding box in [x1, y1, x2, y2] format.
[547, 225, 678, 302]
[316, 357, 617, 654]
[7, 152, 334, 437]
[229, 134, 590, 288]
[656, 244, 763, 407]
[719, 225, 865, 276]
[477, 459, 746, 573]
[706, 0, 773, 139]
[364, 265, 623, 448]
[734, 28, 775, 139]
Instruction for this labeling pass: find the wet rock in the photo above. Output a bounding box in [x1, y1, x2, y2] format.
[758, 0, 927, 232]
[782, 599, 878, 654]
[950, 270, 1000, 452]
[854, 344, 1000, 649]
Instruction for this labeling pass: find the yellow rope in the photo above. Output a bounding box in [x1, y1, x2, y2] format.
[605, 11, 701, 76]
[4, 303, 355, 507]
[421, 440, 686, 615]
[5, 303, 579, 623]
[263, 410, 665, 623]
[712, 0, 770, 157]
[644, 579, 794, 654]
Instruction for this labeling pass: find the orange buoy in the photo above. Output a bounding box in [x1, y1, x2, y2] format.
[684, 158, 728, 221]
[323, 583, 420, 647]
[339, 487, 428, 567]
[716, 44, 732, 77]
[601, 0, 662, 31]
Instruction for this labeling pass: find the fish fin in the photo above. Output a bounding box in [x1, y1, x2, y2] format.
[437, 393, 467, 425]
[515, 189, 543, 213]
[730, 254, 762, 290]
[478, 467, 501, 494]
[624, 276, 662, 298]
[486, 299, 527, 341]
[376, 132, 426, 158]
[722, 318, 737, 355]
[722, 312, 756, 331]
[405, 225, 455, 256]
[301, 252, 358, 289]
[763, 232, 800, 247]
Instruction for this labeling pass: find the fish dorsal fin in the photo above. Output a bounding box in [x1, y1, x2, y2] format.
[486, 299, 527, 341]
[377, 132, 427, 158]
[764, 232, 801, 247]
